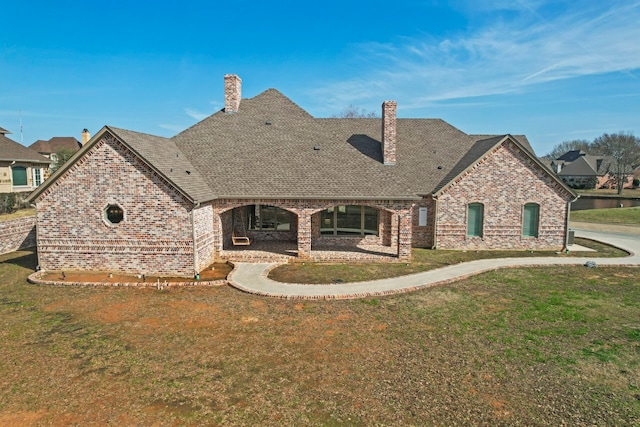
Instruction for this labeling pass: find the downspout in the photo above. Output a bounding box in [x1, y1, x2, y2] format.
[191, 201, 201, 278]
[564, 195, 579, 250]
[431, 194, 438, 249]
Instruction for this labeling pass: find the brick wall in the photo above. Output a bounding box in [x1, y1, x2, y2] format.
[34, 135, 197, 276]
[412, 198, 436, 248]
[435, 140, 570, 250]
[0, 215, 36, 254]
[193, 204, 216, 272]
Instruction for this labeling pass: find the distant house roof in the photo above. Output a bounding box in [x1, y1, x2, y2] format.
[29, 136, 82, 155]
[28, 83, 574, 203]
[553, 150, 611, 177]
[0, 128, 51, 164]
[556, 150, 587, 162]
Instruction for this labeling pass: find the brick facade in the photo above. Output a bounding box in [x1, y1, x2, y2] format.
[30, 132, 572, 277]
[434, 140, 570, 250]
[34, 135, 198, 276]
[0, 215, 36, 254]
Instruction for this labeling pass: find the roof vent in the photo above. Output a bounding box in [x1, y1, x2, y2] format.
[265, 120, 272, 125]
[186, 170, 191, 175]
[437, 166, 443, 170]
[314, 145, 321, 150]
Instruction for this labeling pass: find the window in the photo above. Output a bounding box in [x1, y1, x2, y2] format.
[467, 203, 484, 237]
[11, 166, 27, 186]
[523, 203, 540, 237]
[105, 204, 124, 224]
[320, 205, 379, 236]
[247, 205, 291, 231]
[33, 168, 42, 187]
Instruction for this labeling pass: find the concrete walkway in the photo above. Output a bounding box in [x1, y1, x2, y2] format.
[227, 229, 640, 300]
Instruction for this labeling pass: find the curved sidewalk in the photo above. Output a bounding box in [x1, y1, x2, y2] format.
[227, 229, 640, 300]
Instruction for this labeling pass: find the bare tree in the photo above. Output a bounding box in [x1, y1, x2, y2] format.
[591, 131, 640, 195]
[332, 104, 378, 118]
[543, 139, 592, 160]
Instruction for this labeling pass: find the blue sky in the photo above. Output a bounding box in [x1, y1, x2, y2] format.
[1, 0, 638, 156]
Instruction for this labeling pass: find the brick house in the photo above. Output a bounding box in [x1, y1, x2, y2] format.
[29, 132, 86, 177]
[27, 75, 576, 277]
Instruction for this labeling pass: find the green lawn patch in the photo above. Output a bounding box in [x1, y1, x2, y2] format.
[571, 206, 640, 225]
[269, 237, 627, 284]
[576, 188, 639, 198]
[1, 250, 639, 425]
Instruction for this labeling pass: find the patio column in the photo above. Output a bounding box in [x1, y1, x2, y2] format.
[397, 209, 412, 262]
[212, 211, 223, 259]
[390, 212, 399, 248]
[297, 211, 312, 259]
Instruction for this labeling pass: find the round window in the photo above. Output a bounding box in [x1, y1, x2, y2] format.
[105, 204, 124, 224]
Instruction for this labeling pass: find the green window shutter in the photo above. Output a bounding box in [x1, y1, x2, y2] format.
[523, 203, 540, 237]
[467, 203, 484, 237]
[12, 166, 27, 186]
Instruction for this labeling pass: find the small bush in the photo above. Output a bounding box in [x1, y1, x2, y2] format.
[0, 192, 32, 214]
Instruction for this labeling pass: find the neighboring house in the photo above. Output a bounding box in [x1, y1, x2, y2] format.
[0, 126, 51, 193]
[27, 75, 576, 277]
[549, 150, 633, 189]
[29, 131, 86, 177]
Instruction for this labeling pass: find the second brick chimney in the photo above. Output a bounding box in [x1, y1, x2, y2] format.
[382, 100, 397, 165]
[224, 74, 242, 113]
[81, 128, 90, 145]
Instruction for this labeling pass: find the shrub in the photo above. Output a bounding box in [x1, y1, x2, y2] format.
[0, 193, 17, 214]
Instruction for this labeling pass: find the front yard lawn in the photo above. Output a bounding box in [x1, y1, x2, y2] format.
[1, 249, 639, 425]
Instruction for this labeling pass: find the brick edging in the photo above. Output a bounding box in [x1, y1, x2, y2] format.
[27, 271, 227, 288]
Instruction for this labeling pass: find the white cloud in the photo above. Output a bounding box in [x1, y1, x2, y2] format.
[184, 108, 209, 121]
[308, 1, 640, 112]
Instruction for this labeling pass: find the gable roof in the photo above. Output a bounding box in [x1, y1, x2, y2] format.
[29, 136, 81, 154]
[107, 127, 212, 202]
[0, 131, 51, 164]
[557, 155, 598, 177]
[432, 135, 575, 198]
[28, 81, 574, 204]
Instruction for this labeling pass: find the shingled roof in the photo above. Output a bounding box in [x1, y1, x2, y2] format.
[29, 136, 81, 155]
[29, 78, 563, 204]
[0, 129, 51, 164]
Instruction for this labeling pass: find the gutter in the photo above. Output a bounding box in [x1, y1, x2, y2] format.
[191, 201, 201, 279]
[565, 194, 580, 249]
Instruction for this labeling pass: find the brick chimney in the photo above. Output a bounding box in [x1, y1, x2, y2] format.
[224, 74, 242, 113]
[81, 128, 90, 145]
[382, 100, 397, 165]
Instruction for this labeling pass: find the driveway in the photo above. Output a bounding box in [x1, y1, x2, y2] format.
[228, 228, 640, 300]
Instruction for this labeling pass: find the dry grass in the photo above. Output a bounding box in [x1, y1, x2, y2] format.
[1, 249, 639, 425]
[0, 208, 36, 222]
